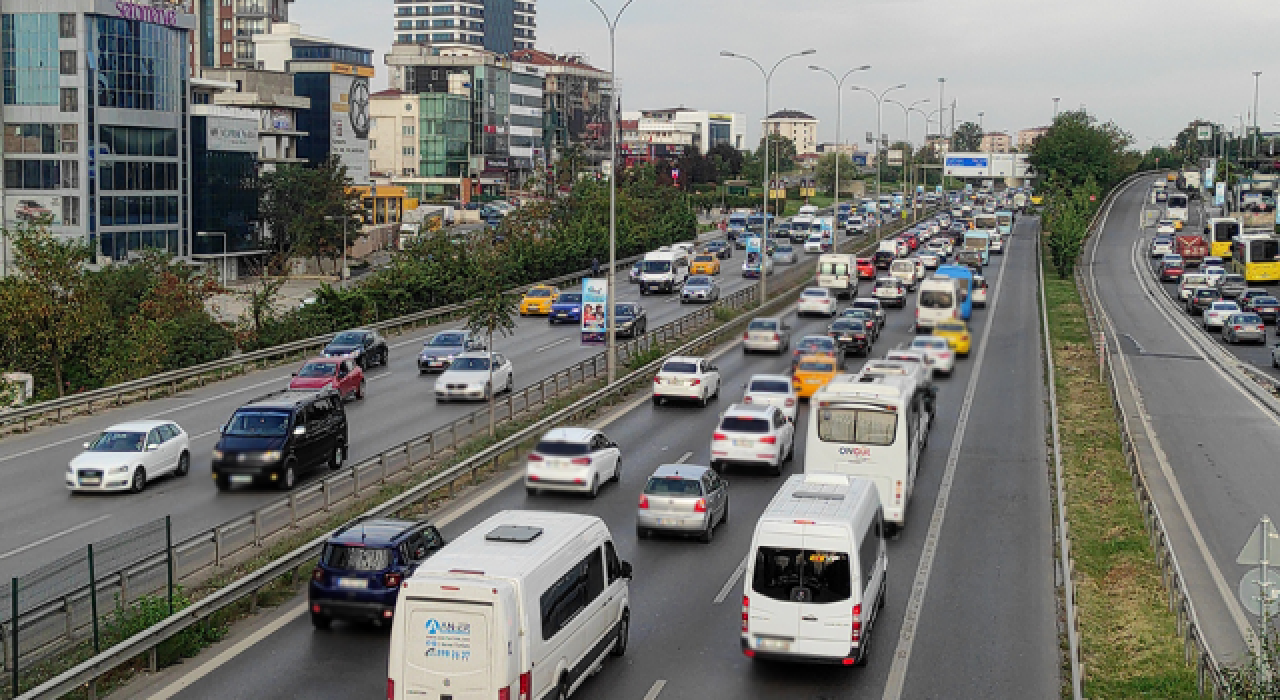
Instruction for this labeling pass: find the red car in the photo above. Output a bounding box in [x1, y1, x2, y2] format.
[289, 357, 365, 400]
[1159, 261, 1184, 282]
[903, 233, 919, 250]
[856, 257, 876, 279]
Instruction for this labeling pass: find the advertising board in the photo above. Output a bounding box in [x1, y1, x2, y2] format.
[581, 278, 608, 345]
[206, 115, 259, 153]
[330, 73, 371, 185]
[7, 194, 61, 225]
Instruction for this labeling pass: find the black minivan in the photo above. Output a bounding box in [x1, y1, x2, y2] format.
[212, 389, 349, 491]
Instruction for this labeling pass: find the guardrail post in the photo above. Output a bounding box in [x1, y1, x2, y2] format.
[11, 578, 17, 696]
[165, 515, 174, 615]
[87, 544, 100, 653]
[352, 463, 360, 495]
[289, 493, 297, 529]
[119, 570, 128, 607]
[322, 480, 331, 511]
[252, 510, 261, 548]
[149, 646, 157, 673]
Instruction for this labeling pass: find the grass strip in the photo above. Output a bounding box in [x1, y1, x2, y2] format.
[1042, 240, 1199, 699]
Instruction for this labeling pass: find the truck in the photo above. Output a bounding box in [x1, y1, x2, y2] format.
[817, 253, 856, 299]
[962, 231, 991, 266]
[1174, 234, 1208, 267]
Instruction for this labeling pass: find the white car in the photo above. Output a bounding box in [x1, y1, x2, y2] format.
[709, 404, 795, 476]
[804, 234, 827, 254]
[796, 287, 837, 317]
[918, 252, 940, 269]
[885, 349, 933, 376]
[1203, 301, 1241, 331]
[1178, 273, 1209, 301]
[742, 374, 798, 423]
[1156, 219, 1177, 235]
[653, 356, 721, 407]
[1202, 265, 1227, 287]
[909, 336, 956, 376]
[67, 421, 191, 493]
[989, 234, 1005, 254]
[873, 277, 907, 308]
[434, 351, 514, 401]
[525, 426, 621, 497]
[1150, 237, 1175, 257]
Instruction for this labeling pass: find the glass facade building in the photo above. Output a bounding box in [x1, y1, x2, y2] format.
[1, 13, 59, 105]
[190, 115, 259, 256]
[419, 93, 470, 178]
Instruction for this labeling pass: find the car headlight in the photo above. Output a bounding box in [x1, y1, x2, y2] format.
[211, 449, 224, 460]
[260, 450, 283, 462]
[109, 465, 130, 474]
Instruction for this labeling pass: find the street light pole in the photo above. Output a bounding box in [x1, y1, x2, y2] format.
[587, 0, 637, 384]
[851, 83, 906, 239]
[809, 64, 871, 222]
[887, 98, 929, 216]
[937, 77, 946, 143]
[1052, 96, 1060, 120]
[1252, 70, 1262, 158]
[722, 47, 815, 305]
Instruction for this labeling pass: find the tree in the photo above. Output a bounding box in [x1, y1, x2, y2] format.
[706, 142, 744, 180]
[1029, 110, 1134, 193]
[754, 133, 797, 175]
[814, 152, 856, 195]
[953, 121, 983, 152]
[259, 156, 363, 274]
[465, 241, 520, 437]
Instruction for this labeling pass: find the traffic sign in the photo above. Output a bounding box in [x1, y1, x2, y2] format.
[1238, 567, 1280, 617]
[1237, 516, 1280, 565]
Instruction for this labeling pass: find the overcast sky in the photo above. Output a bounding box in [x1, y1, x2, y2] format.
[295, 0, 1280, 150]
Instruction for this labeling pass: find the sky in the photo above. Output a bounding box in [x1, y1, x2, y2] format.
[294, 0, 1280, 151]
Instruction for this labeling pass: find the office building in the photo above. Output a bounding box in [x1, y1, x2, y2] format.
[510, 48, 610, 168]
[1016, 126, 1049, 151]
[199, 67, 310, 173]
[763, 109, 818, 155]
[980, 131, 1011, 153]
[194, 0, 292, 71]
[190, 102, 260, 277]
[392, 0, 535, 54]
[508, 60, 543, 180]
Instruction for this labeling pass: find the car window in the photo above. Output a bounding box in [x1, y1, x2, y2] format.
[157, 424, 176, 441]
[644, 477, 703, 496]
[145, 429, 162, 446]
[308, 398, 332, 424]
[225, 410, 291, 437]
[428, 332, 467, 346]
[721, 416, 770, 433]
[661, 361, 698, 373]
[322, 544, 392, 571]
[748, 320, 778, 331]
[534, 440, 591, 456]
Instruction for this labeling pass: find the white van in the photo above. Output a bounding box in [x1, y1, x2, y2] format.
[388, 511, 632, 700]
[741, 473, 887, 665]
[797, 204, 819, 217]
[915, 276, 962, 330]
[818, 253, 856, 299]
[804, 372, 935, 528]
[889, 259, 920, 290]
[639, 248, 689, 294]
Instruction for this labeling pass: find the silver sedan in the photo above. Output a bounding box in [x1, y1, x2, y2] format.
[773, 244, 797, 264]
[743, 317, 791, 354]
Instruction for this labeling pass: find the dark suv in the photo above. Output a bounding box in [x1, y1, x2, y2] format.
[212, 389, 348, 491]
[309, 518, 445, 628]
[1186, 287, 1221, 316]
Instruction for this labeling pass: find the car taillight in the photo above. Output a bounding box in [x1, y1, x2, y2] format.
[852, 603, 863, 643]
[516, 672, 531, 700]
[713, 432, 727, 441]
[384, 572, 403, 588]
[742, 596, 750, 633]
[785, 398, 796, 407]
[940, 352, 952, 358]
[527, 453, 543, 462]
[773, 333, 781, 341]
[690, 379, 701, 386]
[743, 331, 749, 340]
[759, 436, 777, 444]
[894, 480, 903, 504]
[312, 567, 324, 583]
[1235, 325, 1243, 330]
[571, 457, 591, 465]
[694, 498, 707, 513]
[387, 679, 395, 700]
[500, 687, 510, 700]
[654, 376, 662, 383]
[743, 396, 753, 403]
[638, 494, 649, 509]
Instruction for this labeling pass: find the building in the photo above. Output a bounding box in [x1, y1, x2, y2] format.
[979, 131, 1011, 153]
[1016, 126, 1049, 151]
[763, 109, 818, 155]
[392, 0, 535, 54]
[510, 49, 610, 168]
[629, 108, 745, 153]
[193, 0, 291, 72]
[0, 0, 195, 274]
[199, 67, 309, 173]
[190, 102, 261, 277]
[508, 60, 544, 181]
[368, 88, 416, 178]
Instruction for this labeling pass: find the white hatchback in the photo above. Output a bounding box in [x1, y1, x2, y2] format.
[1203, 301, 1240, 331]
[709, 404, 795, 475]
[804, 234, 827, 254]
[797, 287, 837, 317]
[525, 426, 621, 497]
[873, 277, 907, 308]
[908, 336, 956, 376]
[742, 374, 798, 423]
[67, 421, 191, 493]
[653, 356, 722, 406]
[1202, 266, 1227, 287]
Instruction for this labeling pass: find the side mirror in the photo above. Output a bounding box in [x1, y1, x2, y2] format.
[83, 442, 91, 449]
[293, 425, 306, 436]
[620, 561, 634, 580]
[219, 424, 227, 435]
[146, 443, 160, 451]
[291, 372, 298, 377]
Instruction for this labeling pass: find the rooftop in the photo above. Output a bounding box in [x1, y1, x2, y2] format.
[511, 48, 608, 74]
[766, 109, 816, 121]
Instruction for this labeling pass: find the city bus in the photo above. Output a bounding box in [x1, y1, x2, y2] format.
[1230, 233, 1280, 283]
[1206, 217, 1241, 259]
[1166, 192, 1190, 222]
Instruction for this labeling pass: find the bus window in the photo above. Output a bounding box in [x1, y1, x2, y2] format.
[1251, 239, 1280, 262]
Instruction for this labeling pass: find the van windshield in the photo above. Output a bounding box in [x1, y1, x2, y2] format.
[919, 290, 953, 309]
[751, 547, 852, 603]
[817, 407, 898, 446]
[642, 260, 672, 273]
[225, 410, 291, 437]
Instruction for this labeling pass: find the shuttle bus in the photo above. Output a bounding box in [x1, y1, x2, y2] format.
[1206, 217, 1241, 259]
[1230, 233, 1280, 283]
[1166, 192, 1190, 222]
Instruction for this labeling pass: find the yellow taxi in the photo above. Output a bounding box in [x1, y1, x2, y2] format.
[519, 285, 559, 316]
[933, 320, 972, 357]
[1173, 219, 1184, 231]
[691, 254, 721, 276]
[792, 354, 839, 399]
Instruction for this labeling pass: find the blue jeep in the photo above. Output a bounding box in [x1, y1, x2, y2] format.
[308, 518, 445, 628]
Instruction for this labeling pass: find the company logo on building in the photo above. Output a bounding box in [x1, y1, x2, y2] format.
[115, 1, 179, 27]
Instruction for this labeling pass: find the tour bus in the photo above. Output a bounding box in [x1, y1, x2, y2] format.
[1206, 217, 1241, 259]
[804, 370, 935, 529]
[1230, 232, 1280, 283]
[818, 253, 857, 299]
[1166, 192, 1190, 222]
[961, 231, 991, 266]
[995, 210, 1013, 236]
[930, 264, 974, 320]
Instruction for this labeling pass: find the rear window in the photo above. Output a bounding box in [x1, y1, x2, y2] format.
[920, 290, 953, 309]
[322, 544, 393, 571]
[1236, 314, 1263, 324]
[749, 379, 791, 393]
[644, 477, 704, 496]
[557, 293, 583, 303]
[748, 320, 778, 331]
[661, 361, 698, 373]
[751, 547, 852, 603]
[802, 289, 828, 297]
[1257, 297, 1279, 304]
[720, 416, 770, 433]
[534, 440, 591, 456]
[797, 360, 835, 372]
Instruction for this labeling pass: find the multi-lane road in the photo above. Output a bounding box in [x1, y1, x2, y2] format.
[117, 216, 1060, 700]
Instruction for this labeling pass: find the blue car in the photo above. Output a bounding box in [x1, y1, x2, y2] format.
[549, 291, 584, 324]
[308, 518, 445, 628]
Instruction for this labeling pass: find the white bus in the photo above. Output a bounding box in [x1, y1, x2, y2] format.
[804, 371, 935, 529]
[1166, 192, 1190, 222]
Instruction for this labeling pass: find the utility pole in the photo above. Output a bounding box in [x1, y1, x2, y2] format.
[852, 83, 906, 240]
[1053, 96, 1060, 120]
[1253, 70, 1263, 159]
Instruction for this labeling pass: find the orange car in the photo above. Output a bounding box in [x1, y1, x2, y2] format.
[691, 254, 721, 276]
[792, 354, 839, 399]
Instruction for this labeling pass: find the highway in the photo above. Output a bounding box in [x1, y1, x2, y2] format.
[118, 216, 1060, 700]
[0, 241, 759, 581]
[1086, 174, 1275, 660]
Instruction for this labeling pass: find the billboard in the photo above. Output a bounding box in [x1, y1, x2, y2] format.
[943, 153, 1031, 178]
[206, 115, 259, 153]
[851, 154, 868, 166]
[581, 278, 608, 345]
[267, 109, 294, 131]
[1197, 125, 1213, 141]
[330, 73, 371, 185]
[887, 150, 903, 166]
[7, 195, 61, 225]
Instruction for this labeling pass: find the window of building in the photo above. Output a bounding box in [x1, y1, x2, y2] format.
[62, 196, 80, 225]
[59, 13, 76, 38]
[369, 139, 377, 149]
[59, 87, 77, 112]
[222, 42, 232, 53]
[431, 19, 453, 28]
[402, 124, 415, 136]
[91, 17, 186, 113]
[396, 33, 412, 44]
[60, 160, 78, 188]
[396, 20, 412, 29]
[59, 50, 76, 75]
[431, 5, 455, 14]
[4, 159, 61, 189]
[61, 124, 77, 153]
[431, 32, 454, 42]
[402, 147, 415, 156]
[2, 13, 61, 105]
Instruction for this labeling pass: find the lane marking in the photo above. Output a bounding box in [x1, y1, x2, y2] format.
[676, 451, 692, 464]
[535, 337, 572, 353]
[642, 680, 667, 700]
[713, 555, 748, 604]
[0, 515, 112, 561]
[881, 228, 1012, 700]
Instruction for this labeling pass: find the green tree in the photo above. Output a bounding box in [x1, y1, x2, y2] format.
[953, 121, 983, 152]
[259, 156, 363, 274]
[754, 133, 797, 174]
[706, 142, 744, 179]
[814, 152, 856, 195]
[1029, 110, 1134, 192]
[465, 241, 519, 437]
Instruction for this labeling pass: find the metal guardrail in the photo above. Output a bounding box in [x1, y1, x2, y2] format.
[12, 212, 929, 699]
[1068, 171, 1229, 697]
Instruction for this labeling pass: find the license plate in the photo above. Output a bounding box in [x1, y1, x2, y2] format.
[757, 637, 791, 652]
[658, 518, 677, 526]
[337, 577, 368, 590]
[733, 439, 753, 448]
[840, 335, 853, 341]
[80, 477, 101, 485]
[230, 474, 254, 485]
[807, 378, 822, 384]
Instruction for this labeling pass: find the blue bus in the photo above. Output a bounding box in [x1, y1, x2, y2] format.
[932, 264, 974, 320]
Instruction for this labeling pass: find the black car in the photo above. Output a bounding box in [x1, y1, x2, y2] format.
[955, 250, 983, 271]
[873, 250, 895, 270]
[840, 307, 880, 342]
[1247, 295, 1280, 323]
[614, 302, 648, 337]
[212, 388, 349, 491]
[705, 240, 732, 259]
[324, 329, 388, 369]
[417, 330, 484, 373]
[828, 318, 872, 357]
[309, 517, 445, 628]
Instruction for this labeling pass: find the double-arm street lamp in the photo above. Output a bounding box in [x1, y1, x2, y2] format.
[721, 48, 815, 304]
[885, 97, 929, 210]
[851, 83, 906, 235]
[808, 64, 871, 219]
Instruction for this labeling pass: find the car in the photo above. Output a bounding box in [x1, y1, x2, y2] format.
[1150, 236, 1175, 257]
[323, 329, 388, 369]
[417, 330, 484, 373]
[691, 254, 721, 276]
[1223, 313, 1267, 344]
[1203, 301, 1241, 331]
[742, 250, 774, 278]
[772, 243, 797, 265]
[1202, 256, 1224, 268]
[1202, 265, 1227, 287]
[212, 389, 348, 491]
[743, 316, 791, 354]
[614, 302, 648, 337]
[629, 261, 643, 283]
[1217, 273, 1248, 300]
[434, 351, 515, 402]
[705, 240, 732, 259]
[918, 252, 940, 269]
[856, 257, 876, 279]
[519, 285, 559, 315]
[885, 349, 933, 377]
[1247, 296, 1280, 324]
[525, 426, 622, 496]
[840, 307, 880, 342]
[797, 287, 837, 317]
[927, 238, 952, 256]
[653, 356, 722, 406]
[67, 420, 191, 493]
[972, 275, 989, 308]
[637, 463, 729, 541]
[934, 319, 973, 357]
[742, 374, 799, 423]
[872, 277, 907, 308]
[308, 518, 445, 629]
[1159, 259, 1185, 282]
[1186, 286, 1221, 316]
[989, 233, 1005, 254]
[681, 275, 721, 303]
[1240, 288, 1271, 307]
[289, 357, 365, 401]
[791, 354, 839, 399]
[1177, 273, 1210, 301]
[909, 335, 956, 376]
[791, 335, 839, 370]
[828, 317, 873, 357]
[873, 249, 896, 270]
[548, 290, 583, 324]
[1156, 220, 1176, 235]
[849, 297, 886, 332]
[709, 403, 795, 476]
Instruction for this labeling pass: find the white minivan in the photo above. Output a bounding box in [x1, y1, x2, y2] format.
[388, 511, 632, 700]
[741, 473, 887, 665]
[915, 276, 962, 331]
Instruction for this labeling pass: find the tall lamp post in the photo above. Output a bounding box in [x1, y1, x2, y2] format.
[937, 77, 946, 143]
[1252, 70, 1263, 158]
[886, 97, 929, 214]
[1052, 96, 1060, 120]
[721, 47, 815, 304]
[914, 106, 941, 198]
[586, 0, 637, 383]
[851, 83, 906, 237]
[808, 63, 871, 219]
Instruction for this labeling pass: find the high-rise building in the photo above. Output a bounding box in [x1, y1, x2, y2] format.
[392, 0, 535, 55]
[763, 109, 819, 155]
[510, 49, 610, 167]
[193, 0, 292, 71]
[979, 131, 1011, 153]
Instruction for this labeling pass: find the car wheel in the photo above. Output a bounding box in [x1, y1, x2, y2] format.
[699, 391, 709, 408]
[131, 467, 147, 493]
[176, 451, 190, 476]
[356, 379, 366, 400]
[722, 498, 730, 524]
[610, 457, 621, 483]
[855, 617, 872, 667]
[280, 462, 297, 490]
[653, 396, 663, 406]
[215, 474, 232, 492]
[611, 610, 630, 657]
[771, 460, 783, 477]
[636, 526, 649, 539]
[589, 475, 600, 498]
[329, 444, 345, 470]
[784, 437, 795, 463]
[699, 518, 715, 543]
[311, 613, 332, 630]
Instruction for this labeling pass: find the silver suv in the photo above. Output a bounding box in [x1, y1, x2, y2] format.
[636, 463, 729, 542]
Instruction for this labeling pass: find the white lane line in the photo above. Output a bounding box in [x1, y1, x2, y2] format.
[881, 237, 1010, 700]
[535, 337, 572, 353]
[642, 680, 667, 700]
[713, 555, 748, 604]
[0, 514, 112, 561]
[676, 451, 693, 464]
